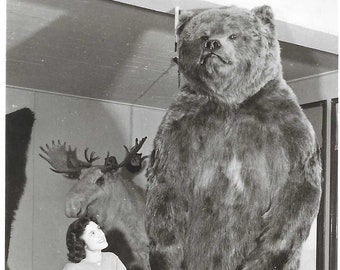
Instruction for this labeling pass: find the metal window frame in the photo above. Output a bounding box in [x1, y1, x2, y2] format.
[301, 100, 327, 270]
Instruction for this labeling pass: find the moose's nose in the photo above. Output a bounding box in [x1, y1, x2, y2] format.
[203, 39, 221, 51]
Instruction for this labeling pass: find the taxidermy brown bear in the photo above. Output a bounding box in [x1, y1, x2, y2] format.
[146, 5, 322, 270]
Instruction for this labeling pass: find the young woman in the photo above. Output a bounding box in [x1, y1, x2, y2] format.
[63, 217, 126, 270]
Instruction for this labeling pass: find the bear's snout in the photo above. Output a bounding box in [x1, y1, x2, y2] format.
[203, 39, 221, 51]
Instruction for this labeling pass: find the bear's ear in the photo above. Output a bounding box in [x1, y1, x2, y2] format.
[251, 5, 274, 25]
[176, 10, 197, 36]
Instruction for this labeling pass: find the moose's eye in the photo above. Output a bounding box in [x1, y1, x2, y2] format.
[200, 35, 209, 41]
[96, 177, 105, 186]
[229, 34, 237, 40]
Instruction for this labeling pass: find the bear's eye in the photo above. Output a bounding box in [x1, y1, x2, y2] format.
[200, 35, 209, 41]
[229, 34, 237, 40]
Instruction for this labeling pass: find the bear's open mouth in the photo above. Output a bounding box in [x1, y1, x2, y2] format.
[200, 52, 232, 65]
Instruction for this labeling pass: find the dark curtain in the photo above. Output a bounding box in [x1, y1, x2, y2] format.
[5, 108, 35, 267]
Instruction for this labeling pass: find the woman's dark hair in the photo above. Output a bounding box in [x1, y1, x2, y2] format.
[66, 216, 98, 263]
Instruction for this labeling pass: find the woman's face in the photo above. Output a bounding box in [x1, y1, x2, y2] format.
[81, 221, 108, 251]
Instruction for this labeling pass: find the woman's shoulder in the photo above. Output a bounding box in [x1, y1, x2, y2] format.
[62, 262, 79, 270]
[102, 251, 119, 259]
[102, 252, 126, 270]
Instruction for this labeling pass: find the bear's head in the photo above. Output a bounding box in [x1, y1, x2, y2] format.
[176, 5, 282, 104]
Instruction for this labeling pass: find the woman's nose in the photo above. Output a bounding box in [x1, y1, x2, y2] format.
[97, 229, 105, 237]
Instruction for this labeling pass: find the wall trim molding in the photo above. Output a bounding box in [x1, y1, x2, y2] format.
[287, 70, 338, 84]
[6, 84, 167, 112]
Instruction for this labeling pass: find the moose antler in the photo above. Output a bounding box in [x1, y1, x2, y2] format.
[40, 137, 148, 177]
[103, 137, 147, 172]
[39, 140, 99, 179]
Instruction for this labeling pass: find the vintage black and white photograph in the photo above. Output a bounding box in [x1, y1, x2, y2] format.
[5, 0, 338, 269]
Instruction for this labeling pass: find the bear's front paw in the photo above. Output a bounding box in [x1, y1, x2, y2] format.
[236, 250, 288, 270]
[236, 264, 280, 270]
[235, 260, 266, 270]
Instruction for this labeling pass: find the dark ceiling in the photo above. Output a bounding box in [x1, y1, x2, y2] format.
[7, 0, 338, 108]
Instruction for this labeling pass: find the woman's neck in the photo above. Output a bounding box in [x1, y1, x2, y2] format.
[84, 249, 102, 263]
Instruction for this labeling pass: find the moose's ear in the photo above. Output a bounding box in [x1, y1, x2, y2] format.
[251, 5, 274, 25]
[176, 10, 197, 36]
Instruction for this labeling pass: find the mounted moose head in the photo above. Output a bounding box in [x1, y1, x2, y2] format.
[40, 138, 150, 270]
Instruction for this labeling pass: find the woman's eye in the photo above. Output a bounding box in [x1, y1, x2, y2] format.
[200, 35, 209, 41]
[229, 34, 237, 40]
[96, 177, 105, 186]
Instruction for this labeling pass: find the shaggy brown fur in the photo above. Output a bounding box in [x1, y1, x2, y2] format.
[146, 5, 322, 270]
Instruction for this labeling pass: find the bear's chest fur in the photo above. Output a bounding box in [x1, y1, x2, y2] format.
[154, 92, 287, 213]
